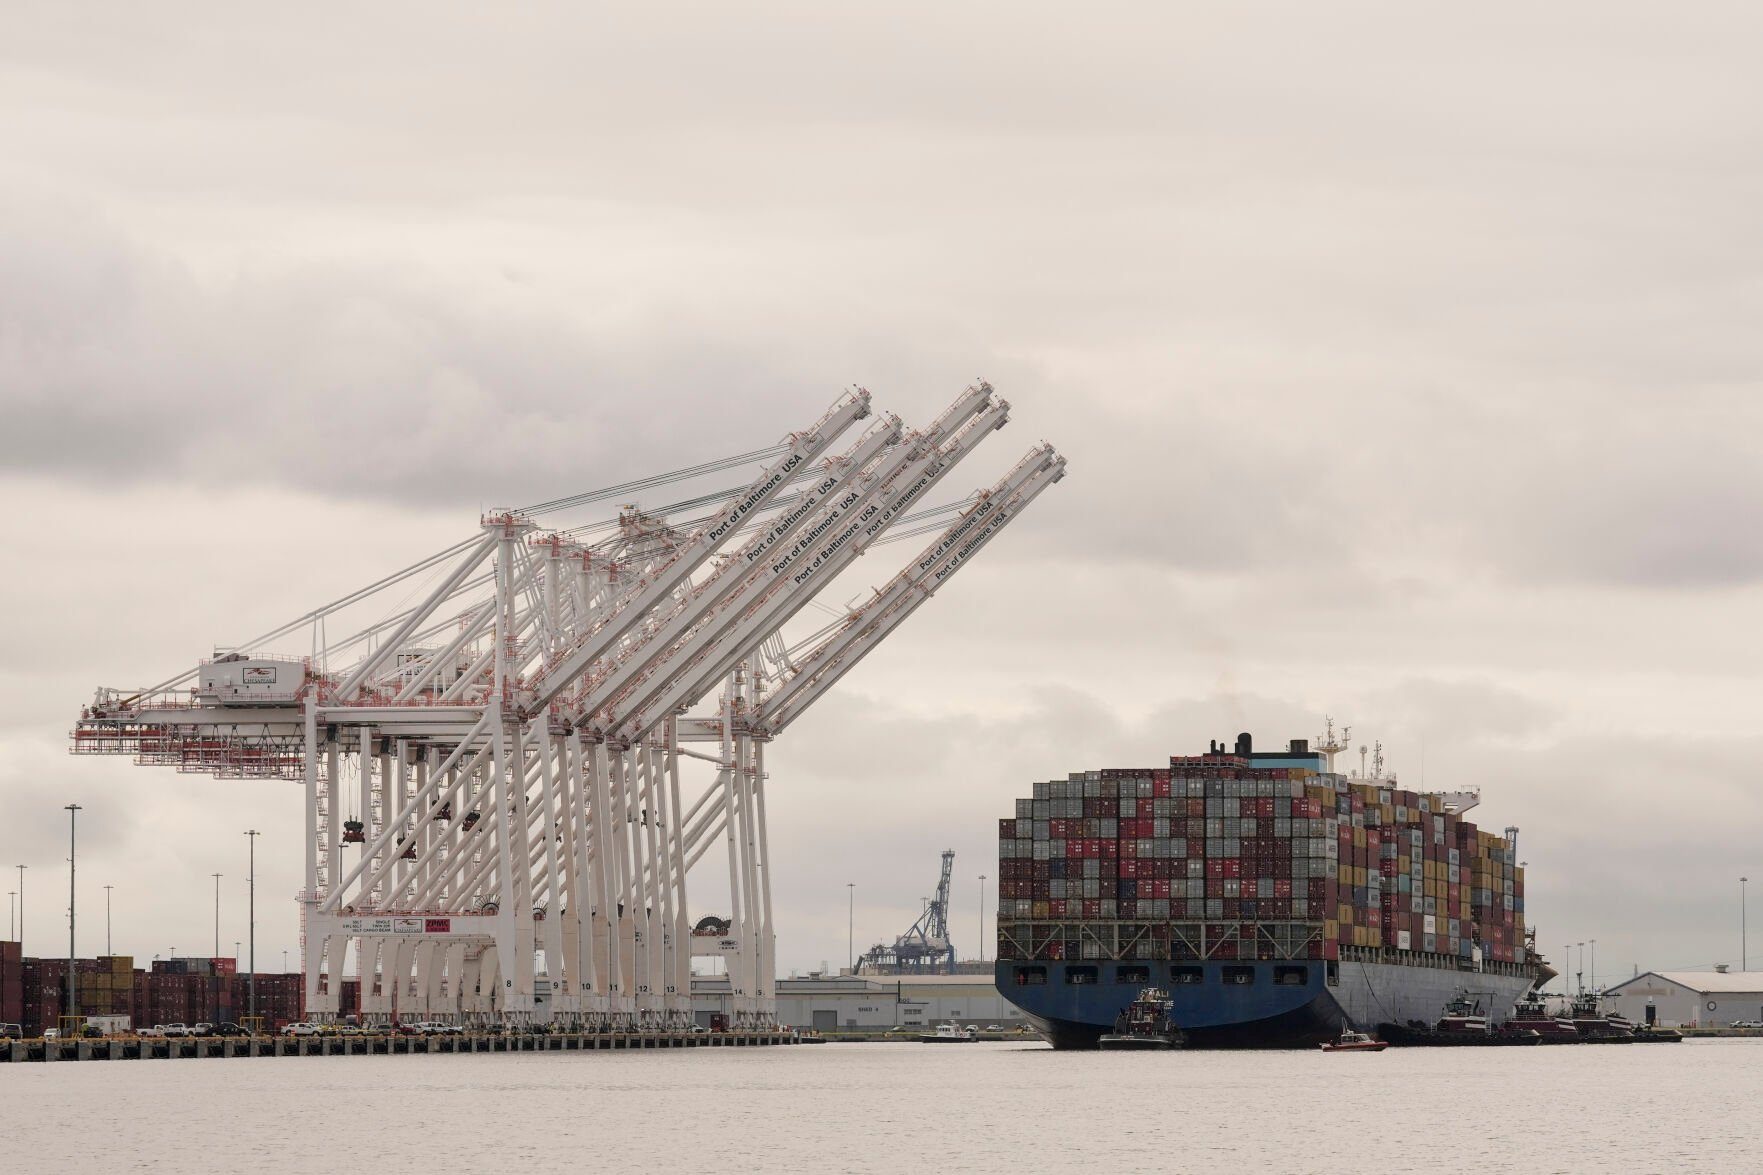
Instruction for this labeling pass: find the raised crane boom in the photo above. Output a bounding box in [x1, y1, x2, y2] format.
[754, 445, 1065, 736]
[602, 395, 1011, 742]
[524, 389, 873, 715]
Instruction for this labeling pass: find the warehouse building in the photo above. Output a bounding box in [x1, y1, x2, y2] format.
[691, 972, 1027, 1032]
[1604, 967, 1763, 1028]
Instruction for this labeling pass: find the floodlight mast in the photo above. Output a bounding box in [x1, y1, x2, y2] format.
[71, 383, 1063, 1032]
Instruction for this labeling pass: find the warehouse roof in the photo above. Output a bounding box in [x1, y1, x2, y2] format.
[1606, 970, 1763, 994]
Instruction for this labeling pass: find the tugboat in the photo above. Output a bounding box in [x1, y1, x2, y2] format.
[1098, 987, 1182, 1051]
[1320, 1028, 1388, 1053]
[1500, 990, 1580, 1043]
[1566, 991, 1635, 1043]
[918, 1021, 976, 1043]
[1379, 995, 1539, 1046]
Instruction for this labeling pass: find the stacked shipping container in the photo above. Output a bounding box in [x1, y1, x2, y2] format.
[5, 953, 350, 1036]
[996, 747, 1525, 968]
[1, 940, 21, 1028]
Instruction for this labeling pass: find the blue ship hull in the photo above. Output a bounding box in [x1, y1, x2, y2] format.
[997, 959, 1345, 1049]
[997, 957, 1535, 1048]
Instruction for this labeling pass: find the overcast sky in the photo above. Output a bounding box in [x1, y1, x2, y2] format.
[4, 3, 1762, 987]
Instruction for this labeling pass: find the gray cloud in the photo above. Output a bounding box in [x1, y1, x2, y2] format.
[3, 2, 1762, 977]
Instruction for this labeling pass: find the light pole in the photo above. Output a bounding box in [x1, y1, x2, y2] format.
[282, 949, 288, 973]
[246, 830, 259, 1024]
[212, 874, 223, 958]
[1743, 877, 1750, 972]
[16, 865, 24, 952]
[1589, 939, 1596, 996]
[978, 874, 987, 964]
[103, 885, 113, 956]
[66, 804, 81, 1026]
[1575, 942, 1584, 996]
[846, 883, 854, 972]
[7, 891, 13, 941]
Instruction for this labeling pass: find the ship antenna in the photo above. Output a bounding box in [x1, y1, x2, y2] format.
[1357, 745, 1368, 779]
[1316, 716, 1350, 773]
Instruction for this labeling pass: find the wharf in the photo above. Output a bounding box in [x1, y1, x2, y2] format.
[0, 1030, 796, 1063]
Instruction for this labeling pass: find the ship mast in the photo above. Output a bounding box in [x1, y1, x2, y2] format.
[1316, 716, 1350, 774]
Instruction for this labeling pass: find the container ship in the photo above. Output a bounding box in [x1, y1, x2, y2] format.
[993, 730, 1540, 1048]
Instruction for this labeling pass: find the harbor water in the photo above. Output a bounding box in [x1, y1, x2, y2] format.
[5, 1040, 1760, 1173]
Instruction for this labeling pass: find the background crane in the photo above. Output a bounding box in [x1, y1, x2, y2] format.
[858, 850, 958, 975]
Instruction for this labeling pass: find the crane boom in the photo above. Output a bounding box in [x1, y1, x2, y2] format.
[562, 415, 907, 726]
[601, 397, 1010, 741]
[755, 445, 1065, 735]
[524, 390, 872, 715]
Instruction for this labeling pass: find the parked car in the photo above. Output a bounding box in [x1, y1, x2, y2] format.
[1731, 1019, 1763, 1029]
[135, 1026, 165, 1039]
[42, 1028, 60, 1040]
[191, 1023, 215, 1037]
[80, 1024, 104, 1039]
[984, 1024, 1003, 1032]
[210, 1023, 248, 1037]
[160, 1023, 192, 1038]
[280, 1022, 321, 1037]
[0, 1023, 22, 1040]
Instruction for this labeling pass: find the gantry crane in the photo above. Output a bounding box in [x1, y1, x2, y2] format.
[72, 384, 1064, 1030]
[859, 850, 958, 974]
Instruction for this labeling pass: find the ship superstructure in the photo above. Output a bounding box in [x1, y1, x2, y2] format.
[994, 730, 1534, 1047]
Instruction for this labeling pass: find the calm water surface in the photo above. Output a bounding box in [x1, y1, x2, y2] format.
[4, 1039, 1758, 1173]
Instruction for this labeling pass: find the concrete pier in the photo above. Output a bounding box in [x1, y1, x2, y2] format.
[0, 1030, 794, 1064]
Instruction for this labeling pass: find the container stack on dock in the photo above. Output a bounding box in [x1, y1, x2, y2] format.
[1, 952, 354, 1037]
[1, 941, 22, 1027]
[996, 741, 1525, 969]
